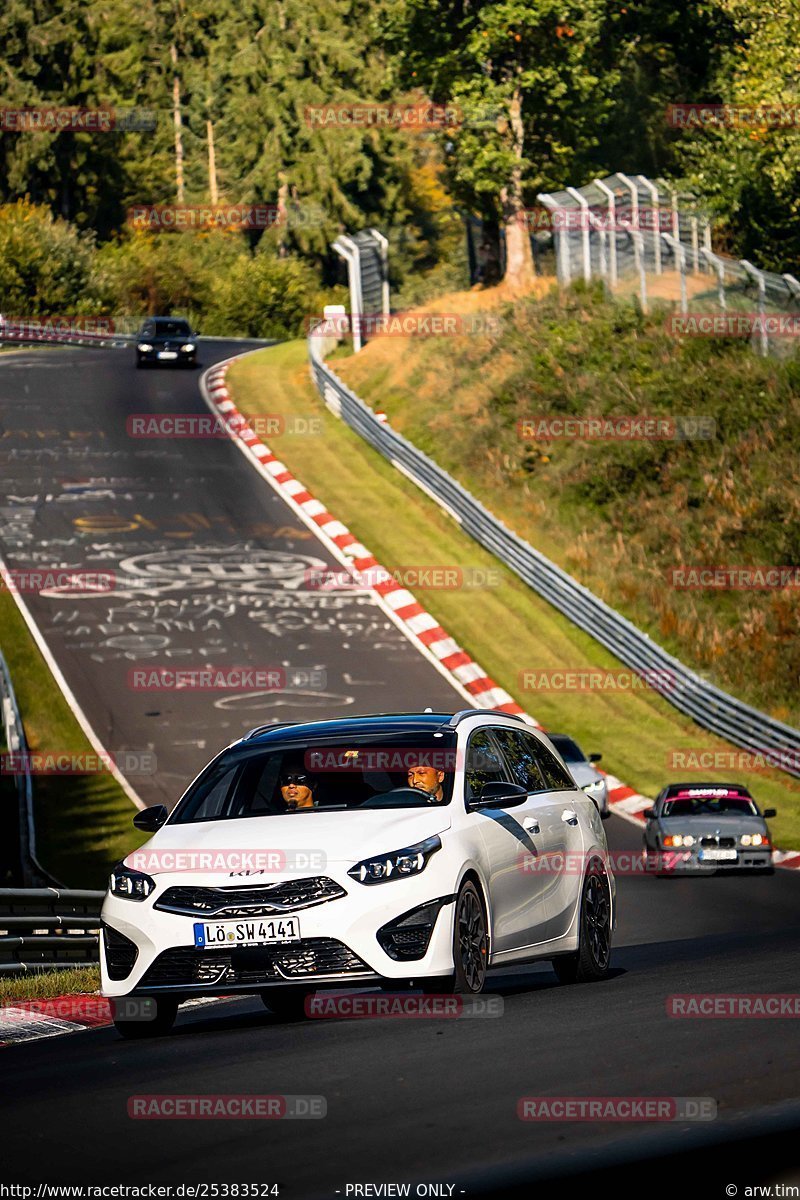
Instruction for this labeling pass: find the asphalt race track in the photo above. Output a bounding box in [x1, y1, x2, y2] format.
[1, 346, 799, 1197]
[0, 342, 463, 807]
[1, 815, 799, 1194]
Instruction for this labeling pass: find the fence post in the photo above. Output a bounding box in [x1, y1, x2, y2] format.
[332, 235, 363, 353]
[741, 260, 768, 356]
[566, 186, 592, 283]
[701, 248, 727, 311]
[593, 179, 618, 287]
[537, 194, 570, 286]
[636, 175, 662, 274]
[662, 234, 688, 313]
[629, 231, 648, 312]
[367, 228, 390, 316]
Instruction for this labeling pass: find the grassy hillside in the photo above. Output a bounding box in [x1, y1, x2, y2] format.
[334, 284, 800, 730]
[228, 341, 800, 848]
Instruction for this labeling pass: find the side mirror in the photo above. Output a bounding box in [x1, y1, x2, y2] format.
[133, 804, 168, 832]
[642, 806, 657, 819]
[193, 330, 200, 339]
[589, 753, 602, 763]
[762, 808, 777, 819]
[471, 781, 528, 809]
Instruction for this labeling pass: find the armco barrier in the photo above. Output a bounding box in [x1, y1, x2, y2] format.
[308, 334, 800, 778]
[0, 888, 104, 975]
[0, 650, 57, 887]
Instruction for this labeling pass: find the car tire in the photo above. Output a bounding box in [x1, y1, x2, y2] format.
[111, 995, 179, 1038]
[552, 858, 612, 984]
[261, 987, 311, 1019]
[422, 881, 488, 995]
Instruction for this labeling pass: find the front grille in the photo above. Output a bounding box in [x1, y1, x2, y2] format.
[154, 877, 346, 917]
[103, 925, 139, 981]
[700, 836, 736, 848]
[138, 938, 372, 988]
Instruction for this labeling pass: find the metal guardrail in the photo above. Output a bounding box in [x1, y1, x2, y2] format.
[308, 334, 800, 777]
[0, 328, 136, 350]
[0, 651, 58, 887]
[0, 888, 104, 975]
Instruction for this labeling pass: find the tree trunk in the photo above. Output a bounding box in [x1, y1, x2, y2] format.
[501, 84, 535, 292]
[276, 173, 289, 257]
[206, 119, 218, 205]
[170, 43, 185, 204]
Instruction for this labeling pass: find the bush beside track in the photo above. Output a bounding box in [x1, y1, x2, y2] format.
[227, 342, 800, 849]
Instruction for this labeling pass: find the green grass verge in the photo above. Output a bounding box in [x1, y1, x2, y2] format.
[0, 590, 141, 887]
[336, 285, 800, 730]
[228, 341, 800, 850]
[0, 966, 100, 1006]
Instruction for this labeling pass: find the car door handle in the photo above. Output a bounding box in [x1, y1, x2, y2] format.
[522, 818, 540, 833]
[561, 809, 579, 826]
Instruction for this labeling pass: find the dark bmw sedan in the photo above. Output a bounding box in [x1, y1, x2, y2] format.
[644, 782, 775, 874]
[136, 316, 198, 367]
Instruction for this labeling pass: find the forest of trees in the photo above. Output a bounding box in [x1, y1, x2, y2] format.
[1, 0, 797, 331]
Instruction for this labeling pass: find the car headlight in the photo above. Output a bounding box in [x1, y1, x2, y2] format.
[581, 779, 606, 795]
[137, 342, 153, 352]
[348, 836, 441, 885]
[741, 833, 767, 847]
[109, 866, 156, 901]
[663, 834, 695, 847]
[180, 343, 196, 352]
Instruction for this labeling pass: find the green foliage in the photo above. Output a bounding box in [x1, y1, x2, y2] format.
[209, 251, 332, 339]
[0, 200, 98, 314]
[93, 230, 245, 320]
[676, 2, 800, 271]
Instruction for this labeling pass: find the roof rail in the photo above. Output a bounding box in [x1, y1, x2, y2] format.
[445, 709, 526, 728]
[244, 722, 300, 740]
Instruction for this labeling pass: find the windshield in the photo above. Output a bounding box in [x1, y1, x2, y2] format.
[170, 733, 458, 823]
[154, 318, 192, 337]
[549, 735, 585, 764]
[662, 797, 759, 818]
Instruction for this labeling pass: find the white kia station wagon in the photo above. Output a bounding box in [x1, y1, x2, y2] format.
[101, 710, 615, 1036]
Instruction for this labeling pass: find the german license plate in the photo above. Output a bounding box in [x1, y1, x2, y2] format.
[158, 350, 178, 359]
[193, 917, 301, 948]
[699, 848, 737, 862]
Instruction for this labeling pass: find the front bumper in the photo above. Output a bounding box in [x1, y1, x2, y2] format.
[137, 347, 195, 364]
[646, 847, 773, 873]
[100, 867, 459, 998]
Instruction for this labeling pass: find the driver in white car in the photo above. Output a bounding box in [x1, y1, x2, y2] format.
[279, 770, 318, 811]
[407, 760, 446, 803]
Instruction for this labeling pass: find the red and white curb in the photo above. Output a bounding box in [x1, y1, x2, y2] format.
[201, 357, 799, 873]
[202, 360, 528, 720]
[0, 994, 113, 1046]
[0, 994, 229, 1047]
